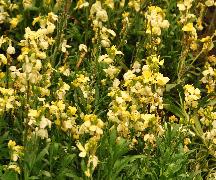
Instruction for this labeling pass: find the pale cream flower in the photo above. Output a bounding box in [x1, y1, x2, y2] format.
[96, 9, 108, 22]
[79, 44, 88, 52]
[7, 45, 15, 54]
[40, 116, 51, 129]
[23, 0, 33, 9]
[205, 0, 215, 6]
[61, 40, 71, 53]
[75, 0, 89, 9]
[35, 128, 49, 139]
[77, 142, 87, 157]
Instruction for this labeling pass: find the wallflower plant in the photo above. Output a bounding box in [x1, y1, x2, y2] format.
[0, 0, 215, 179]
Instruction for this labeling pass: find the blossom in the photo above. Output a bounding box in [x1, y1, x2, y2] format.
[77, 142, 87, 157]
[79, 44, 88, 52]
[156, 73, 170, 86]
[7, 45, 15, 54]
[23, 0, 33, 9]
[61, 40, 71, 53]
[75, 0, 89, 9]
[184, 84, 201, 109]
[0, 54, 7, 64]
[10, 15, 22, 28]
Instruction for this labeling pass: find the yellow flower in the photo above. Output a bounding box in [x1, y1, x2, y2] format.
[85, 168, 91, 177]
[177, 3, 186, 11]
[104, 65, 120, 79]
[8, 140, 16, 149]
[98, 54, 113, 64]
[28, 109, 39, 118]
[10, 15, 22, 28]
[156, 73, 170, 86]
[88, 155, 98, 169]
[182, 23, 194, 32]
[105, 0, 114, 9]
[142, 66, 152, 83]
[0, 36, 6, 48]
[90, 1, 102, 17]
[23, 0, 33, 9]
[32, 16, 40, 26]
[68, 106, 77, 115]
[48, 12, 58, 22]
[75, 0, 89, 9]
[7, 164, 21, 174]
[76, 142, 87, 157]
[0, 54, 7, 64]
[47, 22, 56, 33]
[57, 100, 65, 112]
[40, 116, 51, 129]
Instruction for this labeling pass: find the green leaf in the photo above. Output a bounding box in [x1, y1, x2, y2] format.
[192, 114, 204, 136]
[41, 170, 51, 177]
[60, 154, 76, 167]
[166, 84, 177, 92]
[1, 171, 18, 180]
[57, 168, 81, 179]
[113, 155, 146, 178]
[28, 176, 40, 179]
[35, 145, 49, 163]
[163, 102, 185, 118]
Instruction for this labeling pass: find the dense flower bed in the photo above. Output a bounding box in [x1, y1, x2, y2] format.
[0, 0, 215, 179]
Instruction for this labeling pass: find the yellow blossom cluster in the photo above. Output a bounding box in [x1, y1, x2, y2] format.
[0, 88, 20, 114]
[8, 140, 23, 162]
[201, 62, 216, 93]
[79, 113, 104, 136]
[75, 0, 89, 10]
[108, 57, 169, 141]
[183, 84, 201, 109]
[76, 136, 99, 177]
[72, 74, 95, 101]
[177, 0, 199, 50]
[198, 106, 216, 127]
[6, 13, 57, 99]
[0, 0, 19, 24]
[47, 80, 77, 135]
[77, 114, 104, 156]
[70, 108, 104, 177]
[27, 108, 52, 139]
[6, 140, 23, 174]
[100, 46, 123, 79]
[128, 0, 143, 12]
[90, 1, 117, 48]
[202, 118, 216, 158]
[145, 6, 170, 36]
[200, 35, 215, 52]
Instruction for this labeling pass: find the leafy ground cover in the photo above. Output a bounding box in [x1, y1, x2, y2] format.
[0, 0, 215, 179]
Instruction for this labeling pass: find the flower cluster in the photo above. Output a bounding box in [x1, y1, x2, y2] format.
[183, 84, 201, 109]
[90, 1, 117, 48]
[201, 55, 216, 93]
[145, 6, 170, 36]
[108, 56, 169, 142]
[6, 140, 23, 174]
[100, 45, 123, 80]
[128, 0, 142, 12]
